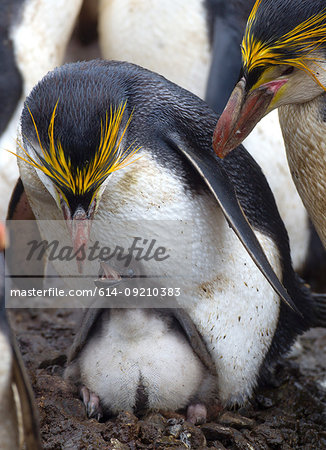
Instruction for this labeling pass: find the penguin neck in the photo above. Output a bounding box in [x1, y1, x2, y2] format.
[278, 97, 326, 248]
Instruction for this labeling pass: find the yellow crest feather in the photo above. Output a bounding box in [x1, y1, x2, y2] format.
[242, 2, 326, 90]
[14, 100, 142, 198]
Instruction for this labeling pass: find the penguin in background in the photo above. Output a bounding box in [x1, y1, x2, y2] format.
[204, 0, 255, 113]
[0, 223, 41, 449]
[97, 0, 325, 282]
[0, 0, 83, 220]
[8, 60, 326, 413]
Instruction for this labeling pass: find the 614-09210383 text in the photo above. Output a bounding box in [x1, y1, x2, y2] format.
[9, 286, 182, 298]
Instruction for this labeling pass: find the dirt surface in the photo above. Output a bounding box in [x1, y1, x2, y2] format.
[8, 308, 326, 450]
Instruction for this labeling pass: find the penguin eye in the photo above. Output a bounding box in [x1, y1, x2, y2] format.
[281, 66, 294, 76]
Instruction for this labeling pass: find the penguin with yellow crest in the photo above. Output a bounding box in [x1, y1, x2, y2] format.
[7, 60, 326, 419]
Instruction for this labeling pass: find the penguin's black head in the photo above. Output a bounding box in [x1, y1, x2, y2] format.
[242, 0, 326, 91]
[20, 62, 140, 217]
[18, 61, 141, 271]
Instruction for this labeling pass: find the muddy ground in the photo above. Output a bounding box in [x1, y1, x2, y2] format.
[8, 307, 326, 450]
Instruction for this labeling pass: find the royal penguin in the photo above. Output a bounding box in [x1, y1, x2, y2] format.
[8, 60, 326, 410]
[213, 0, 326, 252]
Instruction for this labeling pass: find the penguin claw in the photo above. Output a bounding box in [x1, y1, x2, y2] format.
[80, 386, 90, 404]
[186, 403, 207, 425]
[80, 386, 103, 421]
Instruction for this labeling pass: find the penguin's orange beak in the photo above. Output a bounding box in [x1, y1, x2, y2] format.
[213, 77, 288, 158]
[60, 195, 95, 274]
[70, 207, 92, 274]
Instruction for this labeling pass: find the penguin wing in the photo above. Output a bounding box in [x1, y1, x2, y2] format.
[11, 336, 42, 450]
[162, 308, 216, 373]
[7, 178, 35, 221]
[6, 178, 45, 288]
[67, 308, 105, 364]
[165, 131, 297, 312]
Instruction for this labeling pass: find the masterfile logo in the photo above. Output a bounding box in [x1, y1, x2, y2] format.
[26, 237, 170, 267]
[5, 219, 197, 308]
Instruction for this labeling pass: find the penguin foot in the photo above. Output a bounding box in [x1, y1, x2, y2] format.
[186, 403, 207, 425]
[80, 386, 103, 421]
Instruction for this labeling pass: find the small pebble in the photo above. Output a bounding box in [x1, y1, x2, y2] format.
[218, 411, 255, 429]
[200, 423, 234, 440]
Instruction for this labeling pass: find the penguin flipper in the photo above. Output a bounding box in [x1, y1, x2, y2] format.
[168, 308, 216, 374]
[311, 293, 326, 327]
[6, 178, 45, 289]
[7, 178, 35, 221]
[0, 248, 41, 450]
[0, 324, 41, 450]
[68, 308, 105, 363]
[167, 132, 297, 313]
[11, 339, 42, 450]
